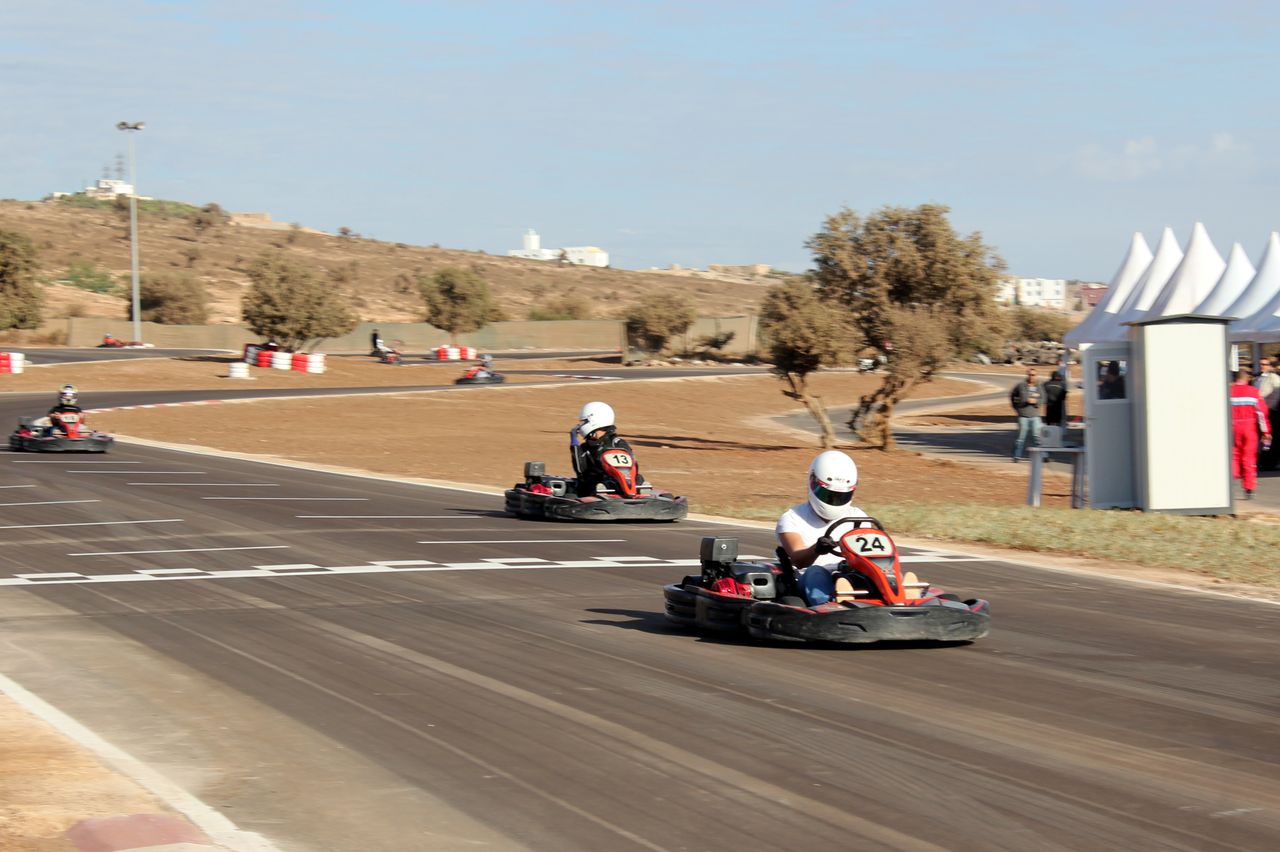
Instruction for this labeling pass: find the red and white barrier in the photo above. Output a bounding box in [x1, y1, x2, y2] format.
[434, 345, 477, 361]
[271, 350, 292, 370]
[298, 353, 326, 374]
[0, 352, 24, 374]
[242, 346, 325, 374]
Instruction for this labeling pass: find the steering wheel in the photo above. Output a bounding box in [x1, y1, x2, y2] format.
[823, 516, 882, 539]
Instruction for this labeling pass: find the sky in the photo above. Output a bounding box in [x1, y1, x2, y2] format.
[3, 1, 1279, 280]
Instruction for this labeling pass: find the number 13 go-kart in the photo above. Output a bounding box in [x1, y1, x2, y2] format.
[505, 453, 688, 521]
[663, 518, 989, 644]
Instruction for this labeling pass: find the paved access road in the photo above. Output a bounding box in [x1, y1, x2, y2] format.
[0, 393, 1277, 851]
[6, 347, 233, 365]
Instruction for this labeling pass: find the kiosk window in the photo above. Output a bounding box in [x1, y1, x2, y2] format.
[1096, 359, 1127, 401]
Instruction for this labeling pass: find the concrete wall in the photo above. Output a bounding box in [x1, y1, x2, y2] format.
[65, 316, 761, 354]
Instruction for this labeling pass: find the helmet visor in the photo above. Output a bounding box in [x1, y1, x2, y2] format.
[810, 474, 854, 507]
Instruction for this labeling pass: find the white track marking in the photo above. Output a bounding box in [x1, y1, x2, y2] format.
[295, 514, 478, 519]
[202, 497, 369, 501]
[129, 482, 279, 486]
[69, 545, 291, 557]
[0, 485, 38, 489]
[0, 672, 279, 851]
[0, 519, 183, 531]
[0, 499, 100, 507]
[417, 538, 627, 544]
[13, 459, 141, 464]
[69, 470, 206, 474]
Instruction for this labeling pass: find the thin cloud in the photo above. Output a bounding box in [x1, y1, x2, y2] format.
[1075, 132, 1253, 181]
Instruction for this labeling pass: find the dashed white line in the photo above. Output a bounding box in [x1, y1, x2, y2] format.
[417, 538, 626, 544]
[129, 482, 279, 487]
[13, 460, 141, 464]
[296, 514, 477, 519]
[0, 519, 183, 531]
[70, 470, 206, 475]
[68, 545, 291, 557]
[0, 499, 100, 507]
[0, 485, 38, 489]
[202, 497, 369, 501]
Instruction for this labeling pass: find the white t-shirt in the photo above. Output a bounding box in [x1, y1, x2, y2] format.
[775, 501, 870, 570]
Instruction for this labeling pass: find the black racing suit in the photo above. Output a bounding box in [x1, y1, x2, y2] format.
[571, 426, 645, 497]
[47, 403, 84, 435]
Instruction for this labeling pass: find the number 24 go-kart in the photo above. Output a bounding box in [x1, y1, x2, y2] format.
[664, 518, 989, 644]
[10, 414, 114, 453]
[505, 450, 688, 522]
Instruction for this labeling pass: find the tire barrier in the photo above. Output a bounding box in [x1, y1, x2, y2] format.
[271, 350, 292, 370]
[300, 353, 326, 374]
[434, 345, 477, 360]
[242, 346, 324, 374]
[0, 352, 25, 374]
[255, 349, 274, 368]
[243, 344, 260, 363]
[228, 361, 251, 379]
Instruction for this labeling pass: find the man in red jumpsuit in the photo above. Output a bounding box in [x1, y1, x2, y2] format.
[1230, 368, 1272, 500]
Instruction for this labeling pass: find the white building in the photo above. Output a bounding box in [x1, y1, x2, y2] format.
[996, 277, 1067, 308]
[52, 178, 142, 200]
[507, 229, 608, 268]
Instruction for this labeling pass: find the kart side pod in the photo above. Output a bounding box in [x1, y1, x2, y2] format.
[700, 536, 777, 600]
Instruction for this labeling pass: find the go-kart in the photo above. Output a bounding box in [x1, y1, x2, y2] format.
[10, 414, 114, 453]
[455, 366, 505, 385]
[505, 456, 687, 521]
[663, 518, 989, 644]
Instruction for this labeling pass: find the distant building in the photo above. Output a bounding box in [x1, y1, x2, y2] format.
[1077, 282, 1108, 307]
[51, 178, 149, 201]
[996, 277, 1067, 309]
[507, 229, 608, 267]
[707, 263, 771, 276]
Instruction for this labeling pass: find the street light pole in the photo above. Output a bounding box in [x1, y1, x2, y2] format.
[116, 121, 145, 344]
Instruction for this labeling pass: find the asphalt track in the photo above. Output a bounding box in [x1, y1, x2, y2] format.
[1, 387, 1278, 851]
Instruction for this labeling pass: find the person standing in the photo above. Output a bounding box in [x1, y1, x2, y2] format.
[1253, 357, 1280, 472]
[1230, 368, 1272, 500]
[1042, 369, 1068, 428]
[1009, 368, 1043, 462]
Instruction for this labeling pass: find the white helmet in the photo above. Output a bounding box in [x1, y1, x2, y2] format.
[59, 384, 78, 406]
[808, 450, 858, 520]
[577, 401, 615, 439]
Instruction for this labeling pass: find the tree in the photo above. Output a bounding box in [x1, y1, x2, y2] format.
[0, 230, 43, 330]
[623, 291, 697, 353]
[241, 252, 357, 350]
[808, 204, 1006, 449]
[758, 279, 848, 447]
[130, 273, 209, 324]
[190, 203, 228, 235]
[1009, 305, 1073, 342]
[528, 293, 592, 321]
[420, 266, 495, 338]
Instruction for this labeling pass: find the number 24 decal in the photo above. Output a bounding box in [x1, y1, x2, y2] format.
[850, 534, 891, 554]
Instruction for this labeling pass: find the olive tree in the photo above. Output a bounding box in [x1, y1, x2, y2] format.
[809, 204, 1006, 448]
[420, 266, 496, 338]
[130, 273, 209, 324]
[241, 252, 357, 350]
[0, 230, 43, 330]
[758, 279, 848, 448]
[623, 291, 697, 353]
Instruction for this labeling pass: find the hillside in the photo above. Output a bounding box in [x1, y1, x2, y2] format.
[0, 199, 786, 326]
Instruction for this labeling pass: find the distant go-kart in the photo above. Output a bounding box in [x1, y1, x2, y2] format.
[663, 518, 990, 644]
[505, 455, 687, 521]
[10, 414, 114, 453]
[454, 365, 505, 385]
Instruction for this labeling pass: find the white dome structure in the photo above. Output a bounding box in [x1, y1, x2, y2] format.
[1091, 226, 1184, 343]
[1144, 222, 1225, 319]
[1229, 234, 1280, 342]
[1063, 232, 1152, 347]
[1223, 233, 1280, 327]
[1194, 242, 1255, 317]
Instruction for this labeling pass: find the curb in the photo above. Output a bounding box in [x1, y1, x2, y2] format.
[67, 812, 222, 852]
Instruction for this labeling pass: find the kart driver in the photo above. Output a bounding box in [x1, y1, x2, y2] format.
[777, 450, 871, 607]
[462, 354, 495, 380]
[570, 401, 645, 497]
[46, 384, 85, 435]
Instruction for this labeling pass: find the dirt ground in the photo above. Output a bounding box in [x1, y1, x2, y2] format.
[87, 367, 1067, 511]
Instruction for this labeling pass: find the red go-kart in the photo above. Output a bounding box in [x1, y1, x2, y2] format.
[663, 518, 989, 644]
[505, 450, 687, 521]
[10, 414, 114, 453]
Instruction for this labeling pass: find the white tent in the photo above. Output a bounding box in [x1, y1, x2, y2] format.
[1194, 242, 1255, 317]
[1229, 233, 1280, 342]
[1063, 232, 1152, 346]
[1224, 232, 1280, 330]
[1144, 222, 1225, 319]
[1091, 226, 1184, 342]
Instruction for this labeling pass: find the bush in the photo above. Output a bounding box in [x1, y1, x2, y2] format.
[242, 252, 357, 349]
[130, 273, 209, 324]
[528, 294, 592, 321]
[0, 229, 43, 330]
[63, 261, 117, 294]
[421, 266, 495, 337]
[623, 291, 697, 353]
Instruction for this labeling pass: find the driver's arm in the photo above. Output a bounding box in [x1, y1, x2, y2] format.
[779, 532, 821, 569]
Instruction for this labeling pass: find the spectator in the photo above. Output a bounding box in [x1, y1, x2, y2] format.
[1042, 368, 1068, 428]
[1098, 360, 1126, 400]
[1230, 368, 1272, 501]
[1255, 356, 1280, 470]
[1009, 368, 1043, 462]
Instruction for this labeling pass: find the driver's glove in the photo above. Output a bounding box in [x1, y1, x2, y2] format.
[815, 535, 837, 555]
